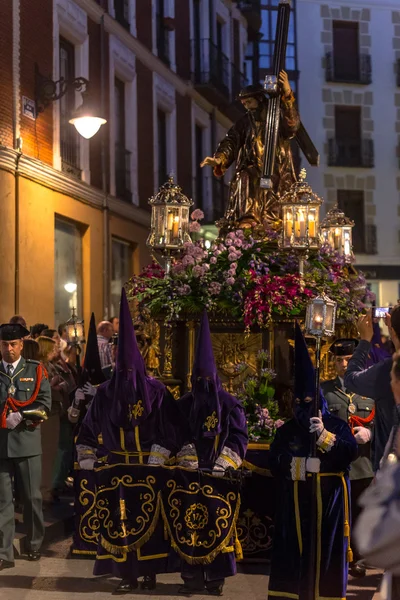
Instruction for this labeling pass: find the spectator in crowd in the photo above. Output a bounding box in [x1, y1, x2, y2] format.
[96, 321, 113, 369]
[37, 336, 76, 501]
[21, 339, 40, 361]
[110, 316, 119, 334]
[344, 306, 400, 471]
[58, 323, 68, 341]
[9, 315, 28, 329]
[31, 323, 48, 340]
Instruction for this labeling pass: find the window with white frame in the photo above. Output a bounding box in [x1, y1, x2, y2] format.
[153, 0, 176, 71]
[54, 217, 83, 325]
[53, 0, 90, 182]
[153, 73, 177, 192]
[109, 35, 138, 204]
[109, 0, 137, 36]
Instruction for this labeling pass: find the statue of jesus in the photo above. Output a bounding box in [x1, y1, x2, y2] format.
[201, 71, 299, 233]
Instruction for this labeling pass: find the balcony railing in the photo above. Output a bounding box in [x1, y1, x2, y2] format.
[60, 122, 81, 178]
[114, 0, 130, 30]
[115, 144, 132, 202]
[191, 39, 230, 98]
[231, 62, 248, 100]
[325, 52, 372, 85]
[328, 138, 374, 168]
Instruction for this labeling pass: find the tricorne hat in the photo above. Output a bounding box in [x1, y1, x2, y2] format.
[329, 338, 359, 357]
[0, 323, 30, 341]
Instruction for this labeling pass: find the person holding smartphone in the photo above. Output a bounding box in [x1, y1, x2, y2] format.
[344, 306, 400, 471]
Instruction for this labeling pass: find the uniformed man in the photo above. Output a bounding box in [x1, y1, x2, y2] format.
[0, 323, 52, 570]
[322, 338, 375, 579]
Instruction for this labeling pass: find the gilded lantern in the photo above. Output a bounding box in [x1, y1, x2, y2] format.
[280, 169, 322, 250]
[66, 307, 85, 343]
[146, 175, 193, 272]
[305, 293, 337, 338]
[320, 205, 354, 262]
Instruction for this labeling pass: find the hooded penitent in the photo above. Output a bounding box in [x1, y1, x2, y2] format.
[294, 321, 328, 430]
[81, 313, 107, 386]
[189, 311, 224, 439]
[108, 288, 164, 428]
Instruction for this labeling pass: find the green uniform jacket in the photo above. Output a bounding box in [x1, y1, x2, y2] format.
[0, 358, 52, 459]
[322, 377, 374, 480]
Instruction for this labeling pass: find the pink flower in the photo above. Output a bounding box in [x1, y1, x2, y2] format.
[192, 265, 204, 278]
[210, 256, 217, 264]
[189, 221, 201, 233]
[230, 262, 237, 271]
[214, 250, 221, 257]
[191, 208, 205, 221]
[203, 263, 210, 272]
[275, 419, 285, 429]
[182, 255, 195, 266]
[228, 253, 237, 262]
[226, 277, 235, 286]
[209, 282, 222, 295]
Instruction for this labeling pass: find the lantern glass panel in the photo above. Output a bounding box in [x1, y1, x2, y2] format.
[283, 206, 295, 247]
[343, 227, 352, 258]
[307, 207, 318, 240]
[312, 302, 325, 332]
[181, 207, 189, 235]
[166, 207, 180, 244]
[325, 304, 335, 332]
[154, 205, 166, 245]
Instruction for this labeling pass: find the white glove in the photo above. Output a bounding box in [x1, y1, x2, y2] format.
[79, 457, 96, 470]
[212, 465, 225, 478]
[74, 388, 85, 403]
[306, 457, 321, 473]
[354, 426, 371, 445]
[309, 411, 324, 436]
[6, 412, 23, 429]
[67, 406, 80, 424]
[82, 382, 96, 397]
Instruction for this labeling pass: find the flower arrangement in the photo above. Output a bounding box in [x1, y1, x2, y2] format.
[237, 350, 284, 443]
[127, 215, 373, 329]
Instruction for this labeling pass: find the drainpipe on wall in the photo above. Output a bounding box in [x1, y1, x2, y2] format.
[100, 14, 110, 320]
[14, 146, 22, 316]
[12, 0, 21, 315]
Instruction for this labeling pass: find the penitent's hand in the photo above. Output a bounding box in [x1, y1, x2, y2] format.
[278, 70, 291, 97]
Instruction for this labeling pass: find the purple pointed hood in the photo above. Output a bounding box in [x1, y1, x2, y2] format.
[108, 288, 164, 428]
[189, 311, 223, 438]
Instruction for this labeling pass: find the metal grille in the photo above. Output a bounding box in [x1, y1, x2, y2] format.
[325, 51, 372, 85]
[191, 39, 230, 97]
[328, 138, 374, 168]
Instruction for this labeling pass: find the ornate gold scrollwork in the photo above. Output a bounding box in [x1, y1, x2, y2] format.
[78, 477, 100, 545]
[204, 411, 219, 432]
[211, 332, 262, 393]
[236, 508, 274, 556]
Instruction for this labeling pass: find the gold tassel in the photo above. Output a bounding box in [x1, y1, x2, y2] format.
[347, 547, 353, 563]
[344, 521, 350, 537]
[234, 536, 243, 561]
[119, 498, 127, 521]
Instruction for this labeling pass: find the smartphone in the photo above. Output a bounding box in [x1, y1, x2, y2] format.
[374, 307, 390, 318]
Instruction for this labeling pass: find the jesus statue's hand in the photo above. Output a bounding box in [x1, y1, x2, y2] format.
[278, 70, 292, 97]
[200, 155, 226, 178]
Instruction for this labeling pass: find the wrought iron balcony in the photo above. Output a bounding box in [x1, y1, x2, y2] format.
[235, 0, 262, 33]
[115, 144, 132, 202]
[328, 138, 374, 168]
[60, 123, 81, 178]
[231, 62, 248, 101]
[325, 52, 372, 85]
[114, 0, 130, 30]
[191, 39, 230, 99]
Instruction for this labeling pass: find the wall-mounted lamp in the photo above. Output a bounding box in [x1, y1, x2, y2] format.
[35, 63, 106, 140]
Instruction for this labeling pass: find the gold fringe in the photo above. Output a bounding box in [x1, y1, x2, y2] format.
[100, 495, 161, 556]
[234, 528, 243, 561]
[160, 494, 241, 565]
[343, 522, 350, 538]
[347, 548, 353, 563]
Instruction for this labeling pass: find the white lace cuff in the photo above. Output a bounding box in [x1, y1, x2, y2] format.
[148, 444, 171, 465]
[177, 443, 199, 470]
[76, 444, 96, 463]
[317, 429, 336, 453]
[215, 446, 242, 471]
[290, 457, 306, 481]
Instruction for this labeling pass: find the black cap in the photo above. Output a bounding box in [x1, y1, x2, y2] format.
[238, 83, 265, 100]
[329, 338, 359, 357]
[0, 323, 30, 341]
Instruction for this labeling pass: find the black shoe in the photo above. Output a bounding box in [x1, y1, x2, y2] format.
[114, 579, 138, 594]
[141, 575, 156, 590]
[0, 560, 14, 571]
[207, 584, 224, 596]
[349, 563, 366, 578]
[27, 551, 41, 561]
[178, 584, 204, 596]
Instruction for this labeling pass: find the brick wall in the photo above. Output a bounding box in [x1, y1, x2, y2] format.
[0, 2, 15, 148]
[20, 0, 53, 164]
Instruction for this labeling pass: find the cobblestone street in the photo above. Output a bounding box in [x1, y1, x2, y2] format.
[0, 535, 383, 600]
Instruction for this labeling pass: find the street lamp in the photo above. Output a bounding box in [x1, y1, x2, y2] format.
[35, 63, 106, 139]
[146, 174, 193, 274]
[319, 205, 354, 262]
[65, 307, 85, 375]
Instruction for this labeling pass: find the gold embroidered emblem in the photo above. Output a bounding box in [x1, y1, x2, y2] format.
[131, 399, 144, 420]
[204, 411, 218, 432]
[185, 503, 209, 531]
